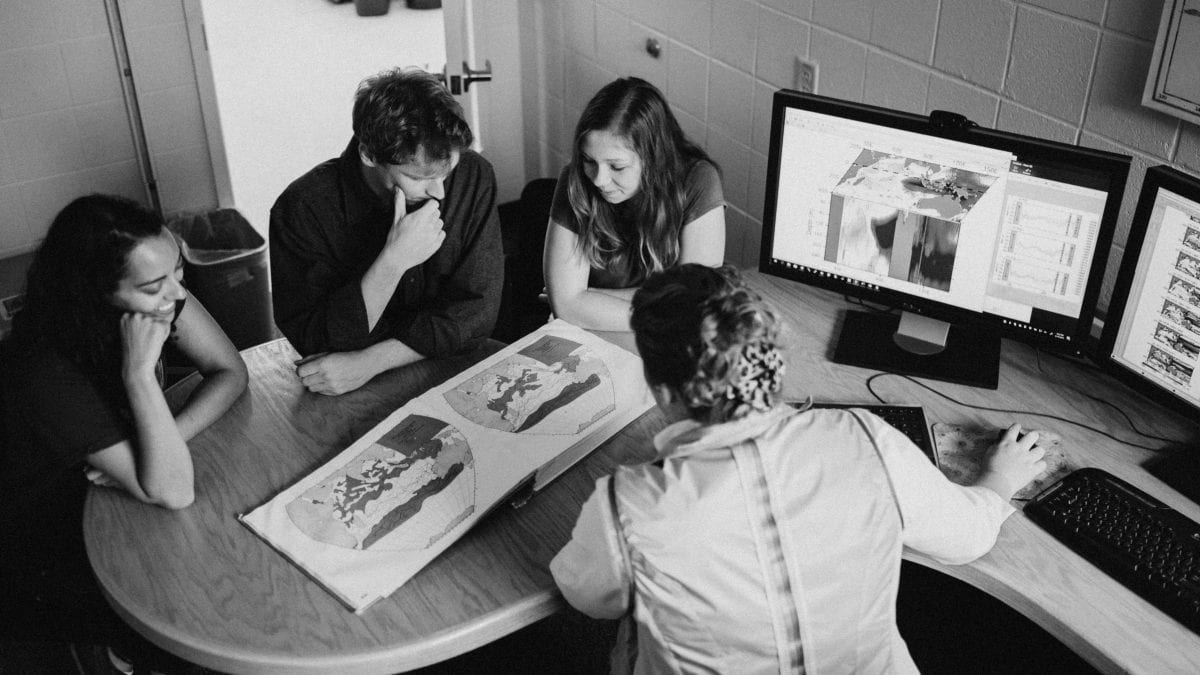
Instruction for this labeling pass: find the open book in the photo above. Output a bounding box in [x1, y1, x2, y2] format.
[239, 320, 655, 612]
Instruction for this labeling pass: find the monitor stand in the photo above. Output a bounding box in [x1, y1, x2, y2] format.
[832, 310, 1000, 389]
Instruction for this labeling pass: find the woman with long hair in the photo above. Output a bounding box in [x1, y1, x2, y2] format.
[544, 77, 725, 331]
[0, 194, 247, 666]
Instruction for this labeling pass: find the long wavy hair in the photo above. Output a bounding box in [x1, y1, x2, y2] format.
[7, 195, 165, 380]
[566, 77, 716, 279]
[631, 264, 784, 424]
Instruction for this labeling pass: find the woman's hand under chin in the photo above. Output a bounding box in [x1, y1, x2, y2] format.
[119, 311, 171, 380]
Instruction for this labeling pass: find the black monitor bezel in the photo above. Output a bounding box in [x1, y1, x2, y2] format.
[757, 90, 1131, 356]
[1098, 164, 1200, 419]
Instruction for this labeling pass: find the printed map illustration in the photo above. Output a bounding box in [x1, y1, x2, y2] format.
[285, 415, 475, 551]
[443, 335, 616, 435]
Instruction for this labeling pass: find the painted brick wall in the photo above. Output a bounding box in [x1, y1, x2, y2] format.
[519, 0, 1200, 312]
[0, 0, 142, 258]
[121, 0, 218, 220]
[0, 0, 217, 259]
[4, 0, 1197, 315]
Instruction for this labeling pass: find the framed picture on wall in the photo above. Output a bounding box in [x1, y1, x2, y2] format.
[1143, 0, 1200, 126]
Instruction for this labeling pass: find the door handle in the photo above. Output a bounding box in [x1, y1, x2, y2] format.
[442, 60, 492, 95]
[462, 59, 492, 92]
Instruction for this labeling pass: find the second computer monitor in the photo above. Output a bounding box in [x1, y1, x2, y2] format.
[1101, 165, 1200, 418]
[759, 91, 1130, 388]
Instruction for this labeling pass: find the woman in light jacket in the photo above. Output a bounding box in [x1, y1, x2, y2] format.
[551, 264, 1045, 673]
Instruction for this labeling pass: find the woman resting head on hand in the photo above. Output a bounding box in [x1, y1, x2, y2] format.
[544, 77, 726, 331]
[0, 194, 248, 662]
[4, 194, 248, 509]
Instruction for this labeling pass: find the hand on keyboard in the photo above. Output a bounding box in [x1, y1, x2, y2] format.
[978, 424, 1049, 501]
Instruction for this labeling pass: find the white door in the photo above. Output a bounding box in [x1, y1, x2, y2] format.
[185, 0, 524, 237]
[443, 0, 525, 203]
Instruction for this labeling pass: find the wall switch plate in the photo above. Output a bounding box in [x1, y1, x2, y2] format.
[796, 57, 818, 94]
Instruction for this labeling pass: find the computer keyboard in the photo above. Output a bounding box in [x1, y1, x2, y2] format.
[795, 402, 936, 465]
[1025, 467, 1200, 635]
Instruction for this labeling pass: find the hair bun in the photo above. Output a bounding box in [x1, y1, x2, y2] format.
[632, 264, 786, 424]
[682, 283, 783, 421]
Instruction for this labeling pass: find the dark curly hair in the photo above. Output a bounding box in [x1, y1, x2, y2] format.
[566, 77, 717, 280]
[631, 264, 785, 424]
[352, 67, 473, 165]
[6, 194, 164, 379]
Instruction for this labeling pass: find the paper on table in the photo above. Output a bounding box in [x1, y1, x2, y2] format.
[239, 320, 655, 612]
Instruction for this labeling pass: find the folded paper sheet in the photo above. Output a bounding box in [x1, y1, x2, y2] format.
[239, 320, 655, 612]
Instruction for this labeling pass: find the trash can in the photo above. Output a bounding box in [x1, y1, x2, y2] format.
[167, 209, 274, 350]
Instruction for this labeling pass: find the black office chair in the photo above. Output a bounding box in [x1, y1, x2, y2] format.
[493, 178, 557, 343]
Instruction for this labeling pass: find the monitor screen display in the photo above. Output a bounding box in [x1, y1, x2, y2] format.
[759, 91, 1129, 387]
[1101, 165, 1200, 417]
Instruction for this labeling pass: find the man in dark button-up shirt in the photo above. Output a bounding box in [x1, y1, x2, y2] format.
[270, 68, 503, 395]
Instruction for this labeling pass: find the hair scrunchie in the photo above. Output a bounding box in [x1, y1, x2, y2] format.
[723, 340, 785, 419]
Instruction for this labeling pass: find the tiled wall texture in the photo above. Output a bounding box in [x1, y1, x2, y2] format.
[0, 0, 216, 259]
[0, 0, 139, 257]
[2, 0, 1198, 315]
[121, 0, 218, 222]
[517, 0, 1200, 312]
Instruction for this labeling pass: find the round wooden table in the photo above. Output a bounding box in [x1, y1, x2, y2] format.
[84, 337, 662, 674]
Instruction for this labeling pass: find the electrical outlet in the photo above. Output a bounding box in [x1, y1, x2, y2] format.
[796, 58, 818, 94]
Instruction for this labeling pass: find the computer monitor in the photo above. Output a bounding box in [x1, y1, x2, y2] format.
[759, 91, 1130, 389]
[1099, 165, 1200, 419]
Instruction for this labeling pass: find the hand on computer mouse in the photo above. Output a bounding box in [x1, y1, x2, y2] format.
[994, 426, 1030, 444]
[977, 424, 1048, 501]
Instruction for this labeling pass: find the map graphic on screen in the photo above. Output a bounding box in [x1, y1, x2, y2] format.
[828, 149, 1000, 293]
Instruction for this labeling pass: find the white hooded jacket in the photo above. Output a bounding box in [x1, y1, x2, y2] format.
[550, 406, 1014, 674]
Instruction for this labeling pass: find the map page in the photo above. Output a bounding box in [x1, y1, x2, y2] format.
[239, 320, 654, 612]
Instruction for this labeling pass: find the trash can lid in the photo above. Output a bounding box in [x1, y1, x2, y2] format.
[168, 209, 266, 265]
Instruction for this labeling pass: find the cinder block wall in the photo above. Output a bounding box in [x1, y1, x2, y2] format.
[519, 0, 1200, 312]
[0, 0, 217, 259]
[0, 1, 142, 257]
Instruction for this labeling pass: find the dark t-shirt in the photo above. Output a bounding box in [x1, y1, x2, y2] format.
[3, 346, 128, 503]
[0, 301, 181, 642]
[0, 343, 132, 640]
[269, 138, 504, 357]
[550, 159, 724, 289]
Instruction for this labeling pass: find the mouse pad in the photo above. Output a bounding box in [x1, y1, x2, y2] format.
[931, 424, 1072, 500]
